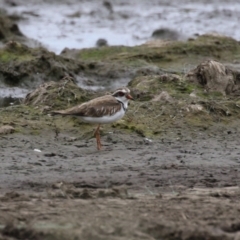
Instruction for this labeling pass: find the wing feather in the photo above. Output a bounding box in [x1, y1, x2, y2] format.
[52, 95, 122, 118]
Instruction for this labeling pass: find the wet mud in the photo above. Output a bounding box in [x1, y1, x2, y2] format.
[1, 122, 240, 239]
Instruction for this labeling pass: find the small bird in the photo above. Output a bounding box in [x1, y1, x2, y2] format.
[51, 87, 133, 150]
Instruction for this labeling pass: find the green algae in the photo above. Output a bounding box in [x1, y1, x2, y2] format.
[0, 42, 36, 62]
[76, 46, 137, 61]
[73, 34, 240, 72]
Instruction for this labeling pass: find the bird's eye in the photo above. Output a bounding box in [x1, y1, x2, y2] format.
[118, 92, 125, 97]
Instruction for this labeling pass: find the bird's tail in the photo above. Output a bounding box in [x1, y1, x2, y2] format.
[50, 110, 66, 116]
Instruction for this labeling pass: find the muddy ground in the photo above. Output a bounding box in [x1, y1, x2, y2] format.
[0, 119, 240, 239]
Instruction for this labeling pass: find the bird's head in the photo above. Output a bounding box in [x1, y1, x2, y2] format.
[112, 87, 134, 103]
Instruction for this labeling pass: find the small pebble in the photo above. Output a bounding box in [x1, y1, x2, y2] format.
[34, 149, 42, 152]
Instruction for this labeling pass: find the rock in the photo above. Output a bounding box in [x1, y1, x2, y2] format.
[0, 125, 15, 135]
[185, 104, 204, 112]
[66, 11, 81, 18]
[151, 28, 180, 40]
[189, 90, 197, 98]
[52, 182, 63, 189]
[186, 60, 240, 95]
[152, 91, 173, 103]
[96, 38, 108, 47]
[4, 0, 18, 7]
[103, 1, 113, 13]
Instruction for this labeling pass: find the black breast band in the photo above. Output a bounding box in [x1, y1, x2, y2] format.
[117, 100, 126, 111]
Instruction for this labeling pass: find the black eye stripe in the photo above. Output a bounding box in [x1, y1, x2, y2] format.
[118, 92, 125, 96]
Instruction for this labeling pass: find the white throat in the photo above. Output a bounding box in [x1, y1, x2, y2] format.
[115, 97, 129, 111]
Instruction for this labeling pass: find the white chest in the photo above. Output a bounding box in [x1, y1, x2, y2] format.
[81, 107, 126, 124]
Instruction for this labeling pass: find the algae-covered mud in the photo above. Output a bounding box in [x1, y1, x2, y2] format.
[1, 1, 240, 239]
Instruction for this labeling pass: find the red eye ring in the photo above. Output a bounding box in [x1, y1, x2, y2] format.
[118, 92, 125, 97]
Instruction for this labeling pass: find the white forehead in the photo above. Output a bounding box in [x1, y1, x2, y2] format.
[119, 87, 130, 93]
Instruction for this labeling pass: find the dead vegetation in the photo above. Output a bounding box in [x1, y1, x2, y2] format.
[186, 60, 240, 95]
[23, 76, 91, 110]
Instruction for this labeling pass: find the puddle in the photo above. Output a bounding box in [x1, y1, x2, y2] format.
[0, 87, 29, 108]
[76, 76, 132, 92]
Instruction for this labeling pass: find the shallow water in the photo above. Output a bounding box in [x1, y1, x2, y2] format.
[1, 0, 240, 54]
[0, 87, 29, 107]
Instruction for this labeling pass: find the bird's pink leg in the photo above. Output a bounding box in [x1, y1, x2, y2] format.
[94, 124, 102, 150]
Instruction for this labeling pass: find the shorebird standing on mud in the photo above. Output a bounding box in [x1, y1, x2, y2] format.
[51, 87, 134, 150]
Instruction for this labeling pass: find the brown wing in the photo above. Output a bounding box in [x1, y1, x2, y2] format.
[52, 95, 122, 118]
